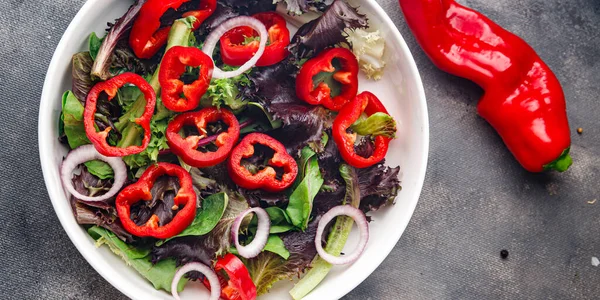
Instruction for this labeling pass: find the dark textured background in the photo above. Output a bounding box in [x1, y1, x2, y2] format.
[1, 0, 598, 299]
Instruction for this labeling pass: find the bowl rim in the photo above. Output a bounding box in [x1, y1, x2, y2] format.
[38, 0, 429, 299]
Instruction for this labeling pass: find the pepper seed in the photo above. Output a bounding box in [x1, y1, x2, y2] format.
[500, 249, 509, 259]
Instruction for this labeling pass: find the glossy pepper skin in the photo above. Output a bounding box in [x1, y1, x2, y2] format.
[399, 0, 572, 172]
[220, 12, 290, 67]
[116, 163, 196, 239]
[159, 46, 214, 112]
[84, 73, 156, 157]
[129, 0, 216, 59]
[333, 92, 392, 169]
[296, 47, 359, 111]
[203, 254, 257, 300]
[166, 107, 240, 168]
[228, 133, 298, 193]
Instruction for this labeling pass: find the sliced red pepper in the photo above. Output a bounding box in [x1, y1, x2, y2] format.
[166, 107, 240, 168]
[116, 162, 196, 239]
[296, 47, 359, 111]
[202, 254, 257, 300]
[228, 133, 298, 192]
[159, 46, 214, 112]
[129, 0, 216, 59]
[332, 92, 391, 169]
[399, 0, 572, 172]
[84, 72, 156, 157]
[220, 12, 290, 67]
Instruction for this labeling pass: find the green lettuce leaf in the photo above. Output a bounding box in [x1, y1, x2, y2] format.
[201, 71, 252, 111]
[88, 32, 104, 60]
[263, 235, 290, 259]
[157, 192, 228, 246]
[286, 147, 324, 230]
[61, 91, 89, 149]
[88, 226, 186, 293]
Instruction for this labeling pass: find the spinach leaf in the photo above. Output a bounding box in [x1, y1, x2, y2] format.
[263, 235, 290, 259]
[88, 32, 104, 60]
[266, 207, 294, 234]
[285, 147, 324, 230]
[62, 91, 89, 149]
[88, 226, 186, 293]
[83, 160, 114, 180]
[157, 192, 229, 245]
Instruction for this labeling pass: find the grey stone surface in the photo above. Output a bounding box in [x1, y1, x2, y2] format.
[0, 0, 598, 299]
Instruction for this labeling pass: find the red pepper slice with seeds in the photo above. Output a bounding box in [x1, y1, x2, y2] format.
[296, 47, 359, 111]
[159, 46, 214, 112]
[220, 12, 290, 67]
[84, 72, 156, 157]
[228, 133, 298, 193]
[332, 92, 392, 169]
[166, 107, 240, 168]
[116, 162, 196, 239]
[203, 254, 257, 300]
[129, 0, 216, 59]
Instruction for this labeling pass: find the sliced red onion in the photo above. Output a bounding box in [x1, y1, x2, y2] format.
[202, 16, 268, 79]
[231, 207, 270, 258]
[315, 205, 369, 265]
[171, 262, 221, 300]
[60, 144, 127, 202]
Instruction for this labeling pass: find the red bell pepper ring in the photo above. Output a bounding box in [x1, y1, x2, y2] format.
[203, 254, 257, 300]
[399, 0, 572, 172]
[84, 72, 156, 157]
[129, 0, 216, 59]
[166, 107, 240, 168]
[332, 92, 391, 169]
[296, 47, 359, 111]
[116, 162, 196, 239]
[159, 46, 214, 112]
[220, 12, 290, 67]
[228, 133, 298, 193]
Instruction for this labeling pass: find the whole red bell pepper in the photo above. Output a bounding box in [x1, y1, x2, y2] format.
[166, 107, 240, 168]
[399, 0, 572, 172]
[203, 254, 257, 300]
[159, 46, 214, 112]
[84, 72, 156, 157]
[116, 163, 196, 239]
[129, 0, 216, 59]
[296, 47, 359, 111]
[228, 133, 298, 192]
[220, 12, 290, 67]
[332, 92, 392, 169]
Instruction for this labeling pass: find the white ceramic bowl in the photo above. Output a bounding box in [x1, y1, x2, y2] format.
[38, 1, 429, 299]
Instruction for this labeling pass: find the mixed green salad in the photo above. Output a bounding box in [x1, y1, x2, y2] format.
[59, 0, 401, 299]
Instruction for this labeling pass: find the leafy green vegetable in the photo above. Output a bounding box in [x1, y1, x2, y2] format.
[201, 72, 252, 111]
[62, 91, 89, 149]
[344, 28, 386, 80]
[350, 112, 397, 138]
[88, 226, 186, 293]
[245, 251, 308, 296]
[158, 192, 228, 245]
[263, 235, 290, 259]
[71, 52, 95, 103]
[289, 0, 368, 60]
[88, 32, 104, 60]
[83, 160, 114, 179]
[289, 164, 360, 299]
[266, 207, 294, 234]
[357, 161, 401, 213]
[286, 147, 324, 230]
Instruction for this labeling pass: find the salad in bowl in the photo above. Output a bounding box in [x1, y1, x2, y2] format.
[49, 0, 419, 299]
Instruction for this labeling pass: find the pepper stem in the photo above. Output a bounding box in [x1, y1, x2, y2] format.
[543, 148, 573, 172]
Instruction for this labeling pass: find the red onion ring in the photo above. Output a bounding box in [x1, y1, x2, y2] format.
[202, 16, 268, 79]
[315, 205, 369, 265]
[171, 262, 221, 300]
[60, 144, 127, 202]
[231, 207, 270, 258]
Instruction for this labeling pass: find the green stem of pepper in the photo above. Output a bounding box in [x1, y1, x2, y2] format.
[543, 148, 573, 172]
